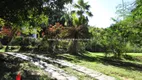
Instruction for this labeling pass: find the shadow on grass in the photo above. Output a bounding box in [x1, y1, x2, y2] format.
[44, 52, 103, 64]
[101, 57, 142, 71]
[0, 53, 22, 80]
[11, 50, 142, 73]
[48, 52, 142, 72]
[0, 53, 51, 80]
[123, 54, 142, 62]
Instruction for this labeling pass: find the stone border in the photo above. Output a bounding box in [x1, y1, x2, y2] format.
[6, 52, 78, 80]
[33, 54, 116, 80]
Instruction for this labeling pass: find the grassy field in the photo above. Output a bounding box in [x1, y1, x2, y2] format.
[55, 52, 142, 80]
[1, 46, 142, 80]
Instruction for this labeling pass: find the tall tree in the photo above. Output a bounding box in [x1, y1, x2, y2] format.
[0, 0, 73, 24]
[130, 0, 142, 46]
[60, 0, 93, 55]
[73, 0, 93, 25]
[0, 0, 73, 51]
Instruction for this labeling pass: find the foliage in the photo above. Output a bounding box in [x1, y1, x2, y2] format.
[0, 0, 73, 43]
[72, 0, 93, 26]
[88, 26, 132, 58]
[91, 0, 142, 57]
[59, 0, 93, 55]
[66, 26, 91, 54]
[0, 36, 10, 45]
[44, 0, 73, 24]
[45, 22, 64, 39]
[38, 22, 64, 53]
[19, 37, 37, 47]
[33, 38, 49, 53]
[116, 0, 142, 46]
[0, 18, 5, 27]
[115, 0, 134, 20]
[0, 41, 3, 49]
[0, 0, 72, 24]
[0, 0, 41, 24]
[10, 37, 23, 46]
[0, 53, 51, 80]
[86, 27, 104, 52]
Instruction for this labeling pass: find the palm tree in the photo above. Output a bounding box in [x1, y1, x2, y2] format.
[61, 0, 93, 27]
[69, 25, 90, 55]
[59, 0, 93, 55]
[52, 0, 93, 55]
[67, 0, 92, 55]
[73, 0, 93, 25]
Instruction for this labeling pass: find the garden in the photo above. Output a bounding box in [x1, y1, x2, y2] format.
[0, 0, 142, 80]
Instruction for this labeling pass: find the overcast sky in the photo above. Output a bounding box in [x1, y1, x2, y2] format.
[81, 0, 135, 28]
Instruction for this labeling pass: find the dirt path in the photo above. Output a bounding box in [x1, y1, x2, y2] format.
[6, 52, 116, 80]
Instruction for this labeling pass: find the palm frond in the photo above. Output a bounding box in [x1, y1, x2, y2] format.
[74, 4, 81, 8]
[86, 11, 93, 17]
[78, 0, 84, 7]
[71, 13, 80, 26]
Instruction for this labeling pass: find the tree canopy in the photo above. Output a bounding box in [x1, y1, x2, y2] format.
[0, 0, 73, 25]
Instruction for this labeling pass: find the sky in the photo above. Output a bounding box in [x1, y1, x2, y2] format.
[82, 0, 135, 28]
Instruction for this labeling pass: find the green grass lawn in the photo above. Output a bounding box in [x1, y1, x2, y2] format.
[126, 53, 142, 56]
[0, 46, 20, 52]
[62, 67, 96, 80]
[55, 52, 142, 80]
[1, 47, 142, 80]
[0, 46, 6, 52]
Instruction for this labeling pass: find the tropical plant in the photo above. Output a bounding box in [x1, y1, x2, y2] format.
[61, 0, 93, 55]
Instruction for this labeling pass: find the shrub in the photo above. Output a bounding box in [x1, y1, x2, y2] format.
[33, 38, 49, 53]
[0, 36, 9, 45]
[10, 37, 23, 46]
[10, 37, 39, 47]
[0, 42, 3, 49]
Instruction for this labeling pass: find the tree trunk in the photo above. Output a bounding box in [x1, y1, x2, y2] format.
[5, 36, 12, 52]
[48, 41, 54, 53]
[69, 40, 78, 55]
[5, 28, 18, 52]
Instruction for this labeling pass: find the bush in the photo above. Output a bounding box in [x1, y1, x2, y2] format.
[33, 38, 49, 53]
[10, 37, 23, 46]
[20, 37, 32, 46]
[19, 37, 41, 52]
[10, 37, 39, 47]
[0, 42, 3, 49]
[0, 36, 9, 45]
